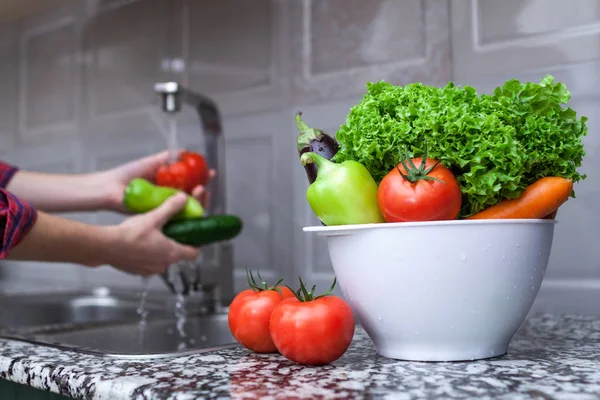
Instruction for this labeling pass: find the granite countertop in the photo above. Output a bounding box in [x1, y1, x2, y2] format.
[0, 313, 599, 400]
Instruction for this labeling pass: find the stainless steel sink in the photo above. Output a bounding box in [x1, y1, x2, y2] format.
[20, 314, 236, 358]
[0, 288, 238, 358]
[0, 290, 171, 329]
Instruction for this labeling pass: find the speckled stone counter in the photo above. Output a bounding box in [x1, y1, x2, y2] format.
[0, 313, 599, 399]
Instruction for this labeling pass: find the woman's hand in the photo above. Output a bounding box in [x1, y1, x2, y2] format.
[102, 150, 216, 213]
[8, 193, 201, 276]
[6, 149, 215, 214]
[103, 193, 200, 276]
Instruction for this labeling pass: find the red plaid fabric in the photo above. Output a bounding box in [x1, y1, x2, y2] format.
[0, 162, 17, 188]
[0, 162, 37, 258]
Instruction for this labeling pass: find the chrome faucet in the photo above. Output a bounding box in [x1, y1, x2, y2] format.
[153, 82, 234, 308]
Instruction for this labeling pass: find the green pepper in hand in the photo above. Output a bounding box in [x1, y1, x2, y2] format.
[123, 178, 204, 221]
[301, 152, 384, 226]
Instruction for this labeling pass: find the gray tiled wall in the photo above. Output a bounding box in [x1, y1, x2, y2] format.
[0, 0, 598, 315]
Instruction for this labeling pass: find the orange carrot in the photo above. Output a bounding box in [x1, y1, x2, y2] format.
[544, 210, 558, 220]
[467, 177, 573, 220]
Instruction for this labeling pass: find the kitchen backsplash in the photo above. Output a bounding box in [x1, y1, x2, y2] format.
[0, 0, 598, 315]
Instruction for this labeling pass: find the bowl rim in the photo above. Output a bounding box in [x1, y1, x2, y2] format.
[303, 218, 557, 233]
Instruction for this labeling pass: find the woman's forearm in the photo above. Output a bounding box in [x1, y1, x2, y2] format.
[7, 194, 200, 276]
[6, 170, 113, 213]
[7, 210, 115, 267]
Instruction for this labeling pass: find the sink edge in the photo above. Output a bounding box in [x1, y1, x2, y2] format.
[0, 333, 240, 359]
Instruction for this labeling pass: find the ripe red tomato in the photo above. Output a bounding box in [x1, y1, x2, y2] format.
[377, 156, 462, 222]
[156, 151, 209, 194]
[228, 270, 295, 353]
[269, 278, 355, 365]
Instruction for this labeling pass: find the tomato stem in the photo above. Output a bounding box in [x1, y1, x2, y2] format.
[396, 141, 446, 184]
[287, 276, 337, 302]
[245, 266, 283, 295]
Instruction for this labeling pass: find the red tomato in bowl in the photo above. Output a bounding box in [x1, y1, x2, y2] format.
[269, 278, 355, 365]
[228, 270, 295, 353]
[156, 151, 209, 194]
[377, 156, 462, 222]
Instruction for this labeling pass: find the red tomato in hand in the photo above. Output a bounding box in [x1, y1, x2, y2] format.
[377, 156, 462, 222]
[228, 270, 295, 353]
[269, 278, 355, 365]
[156, 151, 209, 194]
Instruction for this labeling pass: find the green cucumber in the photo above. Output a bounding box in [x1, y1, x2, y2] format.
[162, 214, 243, 247]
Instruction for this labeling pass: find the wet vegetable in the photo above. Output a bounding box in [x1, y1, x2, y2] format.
[296, 112, 339, 184]
[301, 152, 384, 226]
[123, 178, 204, 221]
[162, 214, 243, 247]
[467, 177, 573, 220]
[228, 269, 295, 353]
[156, 150, 209, 194]
[377, 148, 462, 222]
[269, 277, 355, 365]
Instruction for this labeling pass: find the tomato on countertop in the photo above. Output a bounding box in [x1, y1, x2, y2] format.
[228, 269, 295, 353]
[156, 150, 209, 194]
[377, 145, 462, 223]
[269, 277, 355, 365]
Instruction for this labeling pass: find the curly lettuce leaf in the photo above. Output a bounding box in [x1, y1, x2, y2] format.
[333, 75, 587, 217]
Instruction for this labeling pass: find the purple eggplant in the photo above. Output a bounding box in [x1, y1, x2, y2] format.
[296, 112, 339, 184]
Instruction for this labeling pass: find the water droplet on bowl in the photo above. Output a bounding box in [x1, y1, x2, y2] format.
[506, 296, 511, 300]
[377, 314, 383, 321]
[501, 255, 506, 260]
[513, 285, 517, 289]
[523, 256, 527, 260]
[531, 286, 535, 290]
[516, 243, 520, 247]
[537, 252, 542, 256]
[460, 252, 467, 260]
[471, 310, 476, 314]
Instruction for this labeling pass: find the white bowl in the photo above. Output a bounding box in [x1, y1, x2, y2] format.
[304, 219, 556, 362]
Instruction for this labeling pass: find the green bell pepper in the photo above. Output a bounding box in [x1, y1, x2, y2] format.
[300, 152, 384, 226]
[123, 178, 204, 220]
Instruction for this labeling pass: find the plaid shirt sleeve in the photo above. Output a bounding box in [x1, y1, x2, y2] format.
[0, 161, 18, 189]
[0, 162, 38, 259]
